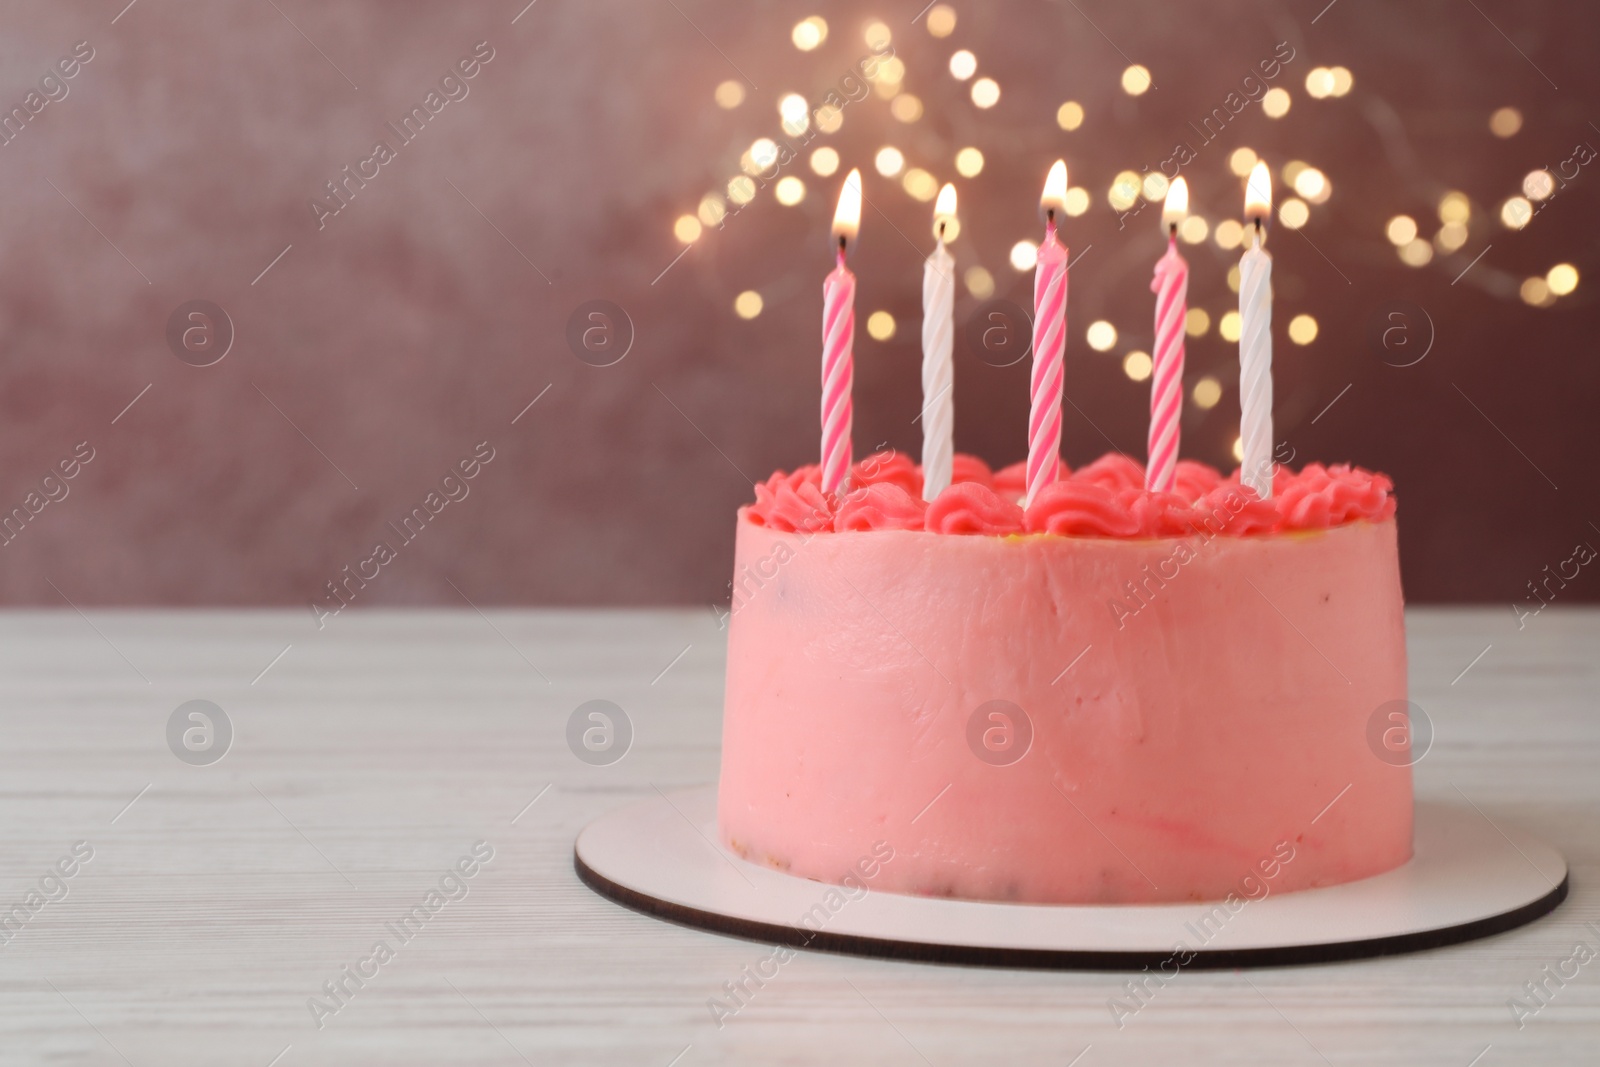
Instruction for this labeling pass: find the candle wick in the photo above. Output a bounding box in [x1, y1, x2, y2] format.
[938, 220, 946, 239]
[1169, 222, 1178, 238]
[1046, 208, 1055, 226]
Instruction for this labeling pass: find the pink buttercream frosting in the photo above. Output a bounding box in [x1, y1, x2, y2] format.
[833, 482, 928, 532]
[746, 453, 1396, 538]
[926, 481, 1025, 535]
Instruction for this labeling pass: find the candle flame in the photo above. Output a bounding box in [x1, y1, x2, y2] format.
[1040, 159, 1068, 217]
[1245, 161, 1271, 221]
[1162, 176, 1189, 230]
[832, 168, 862, 245]
[934, 182, 957, 221]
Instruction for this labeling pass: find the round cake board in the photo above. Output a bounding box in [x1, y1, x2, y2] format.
[575, 786, 1568, 970]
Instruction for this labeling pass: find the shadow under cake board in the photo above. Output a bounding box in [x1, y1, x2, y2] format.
[575, 787, 1568, 971]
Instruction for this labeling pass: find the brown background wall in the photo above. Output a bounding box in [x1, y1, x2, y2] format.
[0, 0, 1594, 613]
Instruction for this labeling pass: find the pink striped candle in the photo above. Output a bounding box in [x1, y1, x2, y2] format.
[1147, 177, 1190, 493]
[1027, 160, 1069, 508]
[821, 169, 862, 495]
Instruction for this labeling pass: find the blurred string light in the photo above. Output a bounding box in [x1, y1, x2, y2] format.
[1219, 310, 1241, 341]
[1179, 215, 1208, 244]
[1547, 263, 1579, 295]
[1121, 64, 1151, 95]
[1520, 276, 1553, 306]
[1086, 321, 1117, 351]
[1398, 238, 1432, 266]
[697, 194, 725, 227]
[1386, 215, 1417, 245]
[1288, 314, 1318, 344]
[1262, 87, 1291, 117]
[1010, 240, 1038, 271]
[1293, 167, 1329, 203]
[1142, 171, 1170, 201]
[1305, 68, 1336, 98]
[744, 138, 779, 174]
[1490, 106, 1522, 138]
[891, 94, 923, 123]
[864, 20, 891, 49]
[1500, 196, 1532, 229]
[810, 146, 839, 177]
[791, 16, 827, 51]
[1064, 186, 1089, 217]
[949, 49, 977, 80]
[775, 176, 806, 206]
[779, 93, 809, 136]
[867, 310, 896, 339]
[715, 80, 744, 109]
[1523, 169, 1555, 200]
[1330, 67, 1353, 95]
[965, 265, 995, 298]
[1438, 191, 1470, 224]
[1123, 351, 1153, 381]
[1435, 221, 1467, 253]
[1279, 198, 1309, 228]
[955, 146, 984, 177]
[674, 215, 702, 243]
[1213, 219, 1243, 250]
[874, 146, 904, 177]
[1229, 147, 1257, 176]
[734, 290, 763, 318]
[1192, 376, 1223, 408]
[1056, 101, 1084, 130]
[902, 167, 939, 202]
[971, 77, 1000, 108]
[1185, 308, 1211, 336]
[925, 4, 957, 36]
[1108, 170, 1140, 211]
[728, 175, 756, 205]
[814, 103, 843, 133]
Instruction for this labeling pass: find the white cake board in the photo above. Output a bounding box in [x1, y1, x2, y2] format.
[575, 786, 1567, 969]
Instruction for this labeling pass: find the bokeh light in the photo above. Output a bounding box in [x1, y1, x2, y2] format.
[1142, 171, 1170, 202]
[1108, 170, 1141, 211]
[1520, 277, 1552, 306]
[971, 77, 1000, 108]
[697, 194, 725, 228]
[1009, 240, 1038, 271]
[1262, 87, 1291, 117]
[965, 265, 995, 298]
[1064, 187, 1090, 216]
[1279, 198, 1309, 229]
[779, 93, 809, 136]
[1500, 196, 1532, 229]
[874, 146, 905, 177]
[728, 175, 756, 205]
[814, 104, 843, 133]
[734, 290, 763, 318]
[891, 94, 923, 123]
[1121, 65, 1152, 95]
[673, 215, 702, 243]
[1438, 191, 1471, 224]
[864, 20, 891, 50]
[1329, 66, 1353, 95]
[1229, 147, 1258, 177]
[1219, 310, 1242, 342]
[1288, 314, 1318, 344]
[810, 146, 839, 177]
[949, 50, 977, 80]
[1180, 215, 1209, 244]
[1398, 238, 1433, 266]
[1294, 167, 1329, 203]
[955, 146, 984, 177]
[1086, 320, 1117, 351]
[901, 168, 938, 201]
[925, 4, 957, 36]
[1232, 436, 1245, 463]
[1185, 308, 1211, 337]
[1435, 221, 1468, 252]
[1123, 351, 1153, 381]
[775, 176, 806, 206]
[1056, 100, 1084, 130]
[1490, 106, 1523, 138]
[1305, 68, 1336, 99]
[714, 80, 745, 109]
[791, 17, 827, 51]
[1192, 376, 1223, 408]
[866, 310, 896, 340]
[1214, 219, 1244, 250]
[1547, 263, 1579, 295]
[1523, 170, 1555, 200]
[1386, 215, 1417, 246]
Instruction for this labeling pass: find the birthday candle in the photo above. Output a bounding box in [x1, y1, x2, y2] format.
[921, 183, 957, 501]
[821, 169, 861, 496]
[1147, 178, 1190, 494]
[1027, 160, 1069, 508]
[1239, 161, 1274, 498]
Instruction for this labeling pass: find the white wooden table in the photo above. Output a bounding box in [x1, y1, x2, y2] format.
[0, 607, 1594, 1065]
